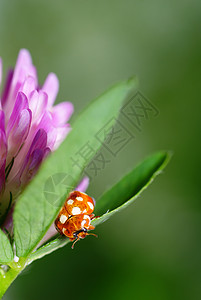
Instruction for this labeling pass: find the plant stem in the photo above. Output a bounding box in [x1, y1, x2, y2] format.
[0, 258, 26, 298]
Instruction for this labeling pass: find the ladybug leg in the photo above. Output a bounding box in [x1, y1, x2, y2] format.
[89, 215, 100, 220]
[71, 237, 80, 249]
[86, 232, 98, 238]
[88, 213, 95, 219]
[71, 230, 85, 249]
[88, 224, 95, 230]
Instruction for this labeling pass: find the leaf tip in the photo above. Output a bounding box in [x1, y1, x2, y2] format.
[127, 75, 139, 89]
[159, 150, 173, 167]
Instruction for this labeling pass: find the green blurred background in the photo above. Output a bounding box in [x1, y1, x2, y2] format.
[0, 0, 200, 299]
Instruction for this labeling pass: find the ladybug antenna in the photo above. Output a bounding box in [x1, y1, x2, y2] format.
[86, 232, 98, 238]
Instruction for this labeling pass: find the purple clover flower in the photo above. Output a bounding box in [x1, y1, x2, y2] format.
[0, 49, 74, 224]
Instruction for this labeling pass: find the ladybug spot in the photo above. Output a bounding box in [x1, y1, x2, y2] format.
[71, 207, 81, 215]
[76, 196, 83, 201]
[67, 199, 74, 205]
[59, 214, 68, 224]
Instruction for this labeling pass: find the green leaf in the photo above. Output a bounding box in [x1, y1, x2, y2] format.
[0, 229, 14, 264]
[14, 77, 138, 258]
[92, 151, 171, 226]
[27, 235, 70, 263]
[27, 151, 170, 263]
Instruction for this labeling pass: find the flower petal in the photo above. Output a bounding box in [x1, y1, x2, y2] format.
[29, 90, 48, 124]
[0, 111, 6, 199]
[38, 112, 57, 149]
[27, 149, 44, 174]
[43, 147, 51, 160]
[42, 73, 59, 107]
[36, 223, 58, 248]
[7, 129, 47, 185]
[7, 109, 32, 162]
[28, 128, 47, 155]
[19, 76, 36, 98]
[0, 110, 5, 132]
[3, 49, 37, 119]
[51, 101, 74, 126]
[0, 111, 7, 169]
[0, 130, 7, 167]
[20, 146, 51, 188]
[12, 49, 37, 89]
[6, 92, 29, 135]
[76, 176, 90, 192]
[52, 124, 71, 151]
[20, 148, 44, 186]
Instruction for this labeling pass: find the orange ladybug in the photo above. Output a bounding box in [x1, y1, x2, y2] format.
[55, 214, 96, 248]
[55, 191, 97, 248]
[64, 191, 95, 216]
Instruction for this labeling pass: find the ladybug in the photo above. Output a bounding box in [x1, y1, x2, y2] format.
[55, 214, 96, 248]
[64, 191, 95, 216]
[55, 191, 97, 248]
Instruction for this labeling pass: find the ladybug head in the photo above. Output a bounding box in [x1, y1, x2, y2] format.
[72, 228, 97, 249]
[73, 228, 88, 239]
